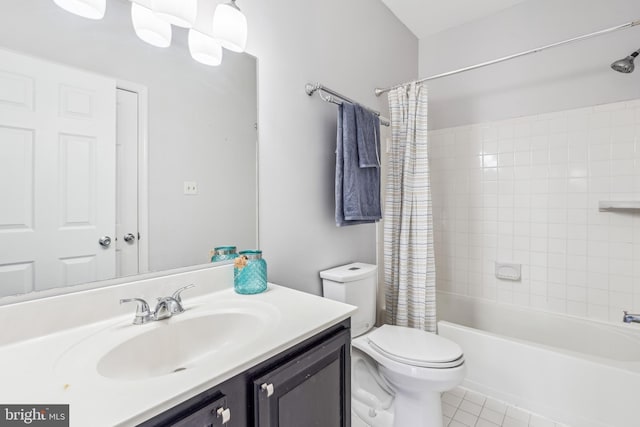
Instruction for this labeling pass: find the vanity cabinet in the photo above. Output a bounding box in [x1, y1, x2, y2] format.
[138, 320, 351, 427]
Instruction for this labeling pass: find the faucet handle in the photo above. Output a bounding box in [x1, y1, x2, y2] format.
[172, 284, 196, 303]
[120, 298, 152, 325]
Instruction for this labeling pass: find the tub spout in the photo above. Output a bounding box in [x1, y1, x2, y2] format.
[623, 311, 640, 323]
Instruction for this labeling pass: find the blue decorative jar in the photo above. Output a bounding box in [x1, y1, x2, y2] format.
[211, 246, 238, 263]
[234, 250, 267, 294]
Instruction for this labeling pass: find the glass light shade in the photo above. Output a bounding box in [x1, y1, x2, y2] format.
[152, 0, 197, 28]
[53, 0, 106, 20]
[131, 3, 172, 48]
[188, 30, 223, 66]
[212, 1, 247, 53]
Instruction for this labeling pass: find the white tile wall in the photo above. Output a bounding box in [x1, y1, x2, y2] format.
[430, 98, 640, 323]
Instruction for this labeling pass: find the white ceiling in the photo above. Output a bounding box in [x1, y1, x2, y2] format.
[381, 0, 528, 39]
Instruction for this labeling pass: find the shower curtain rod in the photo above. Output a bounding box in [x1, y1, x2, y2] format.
[306, 83, 390, 126]
[375, 18, 640, 97]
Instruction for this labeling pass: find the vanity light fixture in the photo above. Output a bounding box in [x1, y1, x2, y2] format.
[131, 3, 172, 48]
[151, 0, 198, 28]
[53, 0, 106, 20]
[53, 0, 248, 66]
[212, 0, 247, 53]
[188, 29, 223, 66]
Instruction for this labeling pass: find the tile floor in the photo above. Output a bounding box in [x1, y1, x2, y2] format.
[442, 387, 569, 427]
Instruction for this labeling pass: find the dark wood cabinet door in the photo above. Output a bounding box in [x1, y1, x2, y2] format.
[253, 329, 351, 427]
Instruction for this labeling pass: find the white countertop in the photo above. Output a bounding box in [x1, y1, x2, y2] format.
[0, 282, 356, 426]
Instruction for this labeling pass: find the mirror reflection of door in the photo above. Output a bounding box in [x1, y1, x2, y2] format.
[0, 49, 142, 297]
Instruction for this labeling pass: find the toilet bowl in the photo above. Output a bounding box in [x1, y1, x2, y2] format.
[320, 263, 465, 427]
[351, 347, 395, 427]
[353, 325, 465, 426]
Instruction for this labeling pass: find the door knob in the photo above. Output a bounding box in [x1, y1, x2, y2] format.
[124, 233, 136, 243]
[99, 236, 112, 248]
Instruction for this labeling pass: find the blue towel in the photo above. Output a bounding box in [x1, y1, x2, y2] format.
[335, 102, 381, 226]
[354, 104, 381, 168]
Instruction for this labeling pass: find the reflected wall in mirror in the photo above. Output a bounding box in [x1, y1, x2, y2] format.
[0, 0, 258, 300]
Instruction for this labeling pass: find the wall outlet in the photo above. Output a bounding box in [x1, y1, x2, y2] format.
[183, 181, 198, 195]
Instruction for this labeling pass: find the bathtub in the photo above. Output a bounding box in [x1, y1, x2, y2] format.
[436, 291, 640, 427]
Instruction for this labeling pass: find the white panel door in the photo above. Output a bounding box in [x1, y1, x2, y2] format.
[0, 49, 116, 296]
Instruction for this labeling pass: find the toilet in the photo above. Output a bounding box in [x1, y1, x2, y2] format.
[320, 262, 465, 427]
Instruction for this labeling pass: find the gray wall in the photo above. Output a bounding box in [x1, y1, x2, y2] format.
[0, 0, 258, 273]
[242, 0, 418, 294]
[419, 0, 640, 129]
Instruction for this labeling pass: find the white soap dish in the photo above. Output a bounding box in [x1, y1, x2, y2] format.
[495, 262, 521, 281]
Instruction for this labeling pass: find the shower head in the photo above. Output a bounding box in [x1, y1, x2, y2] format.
[611, 49, 640, 73]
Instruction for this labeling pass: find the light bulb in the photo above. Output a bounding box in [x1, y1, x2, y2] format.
[53, 0, 106, 20]
[212, 0, 247, 53]
[131, 3, 172, 48]
[152, 0, 198, 28]
[188, 30, 223, 66]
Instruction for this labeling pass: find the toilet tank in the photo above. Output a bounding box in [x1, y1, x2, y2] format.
[320, 263, 377, 337]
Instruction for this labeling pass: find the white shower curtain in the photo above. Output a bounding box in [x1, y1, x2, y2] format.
[384, 82, 436, 333]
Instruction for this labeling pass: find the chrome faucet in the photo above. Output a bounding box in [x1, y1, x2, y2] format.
[623, 311, 640, 323]
[120, 284, 196, 324]
[153, 296, 182, 320]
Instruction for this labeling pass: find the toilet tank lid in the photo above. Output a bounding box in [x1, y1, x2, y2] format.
[319, 262, 377, 282]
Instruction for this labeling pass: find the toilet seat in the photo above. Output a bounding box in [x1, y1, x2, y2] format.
[367, 325, 464, 369]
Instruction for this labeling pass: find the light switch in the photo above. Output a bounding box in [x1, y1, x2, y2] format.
[183, 181, 198, 195]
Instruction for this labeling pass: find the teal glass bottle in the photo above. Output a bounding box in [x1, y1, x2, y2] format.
[234, 250, 267, 294]
[211, 246, 238, 263]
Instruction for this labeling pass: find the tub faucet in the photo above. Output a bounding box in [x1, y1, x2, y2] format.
[623, 311, 640, 323]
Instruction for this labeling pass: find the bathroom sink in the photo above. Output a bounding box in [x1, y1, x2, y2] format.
[96, 312, 264, 380]
[54, 301, 279, 382]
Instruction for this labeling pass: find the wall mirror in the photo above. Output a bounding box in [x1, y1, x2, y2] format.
[0, 0, 258, 303]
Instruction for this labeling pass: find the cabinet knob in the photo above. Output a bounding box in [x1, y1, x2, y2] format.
[260, 382, 274, 397]
[216, 407, 231, 424]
